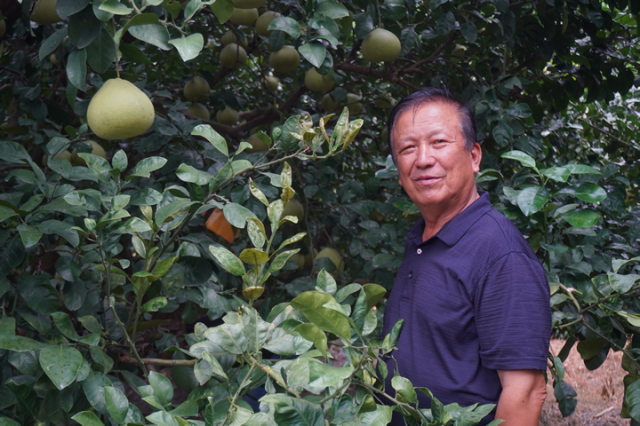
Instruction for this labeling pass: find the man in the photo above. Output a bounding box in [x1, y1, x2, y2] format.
[381, 88, 551, 425]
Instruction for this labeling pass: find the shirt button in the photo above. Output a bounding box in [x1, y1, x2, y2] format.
[408, 272, 413, 279]
[417, 248, 422, 254]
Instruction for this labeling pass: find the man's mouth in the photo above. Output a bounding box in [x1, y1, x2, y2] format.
[414, 176, 442, 185]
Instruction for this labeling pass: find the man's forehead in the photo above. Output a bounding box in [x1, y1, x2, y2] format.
[394, 102, 461, 134]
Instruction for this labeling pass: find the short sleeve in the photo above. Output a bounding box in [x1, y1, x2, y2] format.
[474, 252, 551, 371]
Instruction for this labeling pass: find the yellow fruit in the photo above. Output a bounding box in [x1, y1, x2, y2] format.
[183, 76, 210, 101]
[0, 20, 5, 38]
[263, 75, 279, 92]
[221, 30, 248, 47]
[220, 43, 247, 69]
[282, 199, 304, 222]
[269, 46, 300, 73]
[304, 68, 335, 92]
[361, 28, 401, 63]
[50, 53, 59, 66]
[346, 93, 363, 114]
[87, 78, 155, 140]
[233, 0, 265, 8]
[72, 141, 107, 166]
[43, 150, 73, 166]
[187, 103, 210, 120]
[246, 133, 269, 152]
[31, 0, 62, 25]
[316, 248, 344, 272]
[255, 11, 280, 36]
[229, 8, 259, 26]
[290, 253, 305, 270]
[320, 93, 341, 112]
[216, 107, 239, 125]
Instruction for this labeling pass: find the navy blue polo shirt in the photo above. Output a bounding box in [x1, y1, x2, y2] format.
[382, 192, 551, 425]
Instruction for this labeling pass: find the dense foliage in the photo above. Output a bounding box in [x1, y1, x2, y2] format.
[0, 0, 640, 424]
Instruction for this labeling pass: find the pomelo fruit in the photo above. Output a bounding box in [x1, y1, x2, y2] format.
[216, 107, 240, 125]
[282, 199, 304, 222]
[229, 7, 259, 26]
[304, 68, 334, 92]
[72, 141, 107, 166]
[290, 253, 305, 270]
[361, 28, 401, 63]
[320, 93, 341, 112]
[187, 103, 210, 120]
[87, 78, 155, 140]
[263, 75, 279, 92]
[246, 133, 269, 152]
[31, 0, 62, 25]
[255, 11, 280, 36]
[183, 76, 210, 101]
[220, 43, 247, 69]
[43, 150, 73, 166]
[346, 93, 363, 114]
[269, 46, 300, 73]
[316, 247, 344, 272]
[221, 30, 248, 47]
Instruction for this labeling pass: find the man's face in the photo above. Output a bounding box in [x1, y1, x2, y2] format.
[392, 101, 482, 216]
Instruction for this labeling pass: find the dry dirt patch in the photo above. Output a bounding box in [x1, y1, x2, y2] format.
[540, 339, 631, 426]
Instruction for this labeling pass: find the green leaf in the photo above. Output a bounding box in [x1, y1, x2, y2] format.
[16, 224, 43, 248]
[268, 17, 301, 39]
[269, 249, 299, 273]
[249, 180, 269, 206]
[209, 245, 245, 276]
[201, 352, 228, 380]
[223, 202, 258, 229]
[0, 418, 21, 426]
[52, 312, 81, 340]
[17, 275, 62, 314]
[129, 24, 171, 50]
[260, 395, 324, 426]
[39, 345, 84, 390]
[204, 323, 248, 355]
[298, 41, 326, 68]
[359, 404, 393, 425]
[169, 33, 204, 62]
[82, 371, 113, 415]
[576, 338, 607, 360]
[121, 12, 159, 35]
[560, 210, 600, 228]
[392, 376, 417, 403]
[501, 150, 536, 168]
[564, 164, 601, 175]
[625, 379, 640, 422]
[155, 199, 193, 226]
[335, 283, 362, 303]
[0, 335, 46, 351]
[68, 6, 101, 49]
[39, 28, 68, 62]
[209, 0, 233, 23]
[98, 0, 132, 14]
[104, 386, 128, 424]
[120, 43, 152, 64]
[72, 411, 106, 426]
[294, 323, 327, 357]
[612, 257, 640, 273]
[79, 316, 104, 334]
[315, 1, 350, 19]
[87, 29, 116, 74]
[56, 0, 91, 19]
[460, 19, 477, 42]
[192, 124, 228, 156]
[176, 163, 213, 185]
[118, 217, 152, 234]
[149, 371, 174, 406]
[516, 186, 549, 216]
[291, 291, 351, 340]
[574, 184, 607, 203]
[128, 157, 167, 179]
[89, 346, 114, 373]
[67, 48, 87, 90]
[540, 166, 570, 182]
[307, 359, 353, 387]
[239, 248, 269, 265]
[316, 269, 337, 295]
[142, 297, 168, 312]
[247, 218, 267, 249]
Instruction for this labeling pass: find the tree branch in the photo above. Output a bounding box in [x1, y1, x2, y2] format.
[119, 355, 196, 367]
[400, 32, 458, 75]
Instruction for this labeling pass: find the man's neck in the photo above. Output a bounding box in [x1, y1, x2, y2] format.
[420, 189, 480, 242]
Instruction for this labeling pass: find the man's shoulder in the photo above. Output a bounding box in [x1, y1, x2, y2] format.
[468, 206, 536, 257]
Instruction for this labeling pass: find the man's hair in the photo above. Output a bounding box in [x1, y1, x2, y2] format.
[387, 87, 477, 163]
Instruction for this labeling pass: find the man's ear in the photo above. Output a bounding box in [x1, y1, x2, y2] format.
[471, 143, 482, 174]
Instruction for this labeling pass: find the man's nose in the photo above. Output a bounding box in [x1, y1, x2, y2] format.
[415, 144, 436, 168]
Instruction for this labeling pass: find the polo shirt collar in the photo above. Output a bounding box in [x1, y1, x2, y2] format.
[407, 192, 493, 247]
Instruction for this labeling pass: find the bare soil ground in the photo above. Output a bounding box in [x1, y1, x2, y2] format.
[540, 339, 631, 426]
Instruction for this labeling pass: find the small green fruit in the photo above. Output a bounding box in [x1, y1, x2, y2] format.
[282, 199, 304, 222]
[220, 43, 247, 69]
[72, 141, 107, 166]
[246, 133, 269, 152]
[304, 68, 335, 92]
[263, 75, 279, 92]
[187, 103, 210, 120]
[221, 30, 248, 47]
[316, 247, 344, 272]
[255, 11, 280, 36]
[320, 93, 341, 112]
[229, 7, 259, 26]
[361, 28, 401, 63]
[216, 107, 240, 125]
[269, 46, 300, 73]
[31, 0, 62, 25]
[346, 93, 363, 115]
[183, 76, 210, 101]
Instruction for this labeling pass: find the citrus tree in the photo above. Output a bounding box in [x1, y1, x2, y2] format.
[1, 0, 640, 424]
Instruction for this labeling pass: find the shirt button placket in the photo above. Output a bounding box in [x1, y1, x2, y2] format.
[417, 248, 422, 254]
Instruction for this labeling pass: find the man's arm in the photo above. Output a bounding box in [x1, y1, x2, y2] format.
[494, 369, 547, 426]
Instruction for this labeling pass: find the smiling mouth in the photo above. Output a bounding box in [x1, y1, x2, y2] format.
[414, 177, 442, 184]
